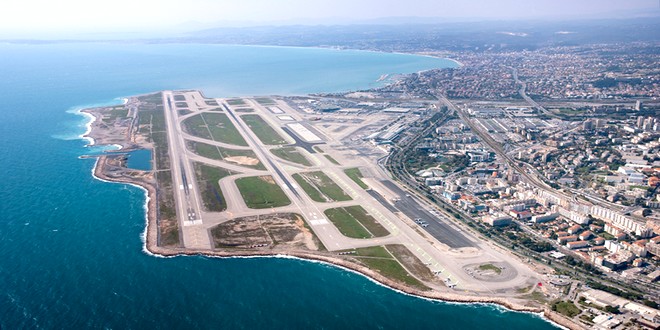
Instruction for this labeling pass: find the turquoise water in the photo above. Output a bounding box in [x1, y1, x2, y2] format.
[126, 149, 152, 171]
[0, 43, 557, 329]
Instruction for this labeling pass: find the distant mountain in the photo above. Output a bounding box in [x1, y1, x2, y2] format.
[177, 18, 660, 52]
[6, 17, 658, 49]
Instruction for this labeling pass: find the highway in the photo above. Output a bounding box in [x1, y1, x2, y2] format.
[439, 94, 625, 213]
[438, 95, 562, 194]
[511, 68, 557, 119]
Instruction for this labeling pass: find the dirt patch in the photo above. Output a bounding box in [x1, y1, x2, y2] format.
[295, 217, 320, 250]
[224, 156, 260, 166]
[159, 218, 180, 247]
[210, 213, 322, 251]
[260, 175, 276, 185]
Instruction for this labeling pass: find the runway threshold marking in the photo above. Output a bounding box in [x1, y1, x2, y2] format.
[328, 172, 360, 199]
[364, 205, 399, 235]
[183, 220, 203, 227]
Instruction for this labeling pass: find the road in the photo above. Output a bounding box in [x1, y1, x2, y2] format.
[511, 68, 556, 119]
[438, 95, 562, 194]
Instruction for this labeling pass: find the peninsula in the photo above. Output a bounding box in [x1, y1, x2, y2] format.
[83, 88, 587, 328]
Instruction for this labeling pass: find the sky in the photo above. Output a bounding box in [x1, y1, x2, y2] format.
[1, 0, 657, 36]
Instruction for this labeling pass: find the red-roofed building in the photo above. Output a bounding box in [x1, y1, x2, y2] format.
[558, 235, 578, 244]
[631, 240, 648, 257]
[568, 225, 582, 235]
[509, 210, 532, 221]
[579, 231, 594, 240]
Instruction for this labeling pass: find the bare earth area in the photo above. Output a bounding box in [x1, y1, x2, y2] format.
[224, 156, 260, 166]
[210, 213, 322, 251]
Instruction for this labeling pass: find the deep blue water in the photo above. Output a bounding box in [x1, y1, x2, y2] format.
[0, 43, 557, 329]
[126, 149, 152, 171]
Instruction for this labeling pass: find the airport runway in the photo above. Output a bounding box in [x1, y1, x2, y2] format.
[162, 91, 206, 247]
[161, 92, 540, 292]
[379, 180, 476, 249]
[365, 189, 399, 213]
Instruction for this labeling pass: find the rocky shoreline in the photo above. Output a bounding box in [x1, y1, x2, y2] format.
[92, 155, 581, 329]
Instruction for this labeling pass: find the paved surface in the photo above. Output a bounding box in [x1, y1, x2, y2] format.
[160, 91, 541, 293]
[218, 100, 398, 251]
[280, 126, 323, 153]
[162, 91, 206, 248]
[380, 180, 476, 249]
[366, 189, 399, 213]
[464, 262, 518, 283]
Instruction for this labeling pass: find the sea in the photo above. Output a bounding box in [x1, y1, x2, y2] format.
[0, 42, 559, 329]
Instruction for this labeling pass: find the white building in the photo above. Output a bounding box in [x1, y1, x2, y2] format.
[531, 212, 559, 223]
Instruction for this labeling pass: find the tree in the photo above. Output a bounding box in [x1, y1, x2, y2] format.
[643, 300, 658, 309]
[604, 305, 620, 314]
[642, 208, 652, 217]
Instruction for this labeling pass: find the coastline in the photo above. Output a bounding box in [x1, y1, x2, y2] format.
[193, 42, 462, 67]
[143, 42, 463, 83]
[87, 158, 576, 329]
[440, 57, 463, 68]
[97, 166, 578, 329]
[82, 105, 578, 330]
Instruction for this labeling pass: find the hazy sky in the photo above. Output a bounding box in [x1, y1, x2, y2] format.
[1, 0, 657, 34]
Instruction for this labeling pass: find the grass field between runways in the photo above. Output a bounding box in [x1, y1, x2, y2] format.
[270, 147, 312, 166]
[241, 114, 288, 145]
[323, 205, 389, 238]
[187, 140, 266, 170]
[194, 163, 235, 212]
[235, 176, 291, 209]
[292, 171, 351, 202]
[343, 168, 368, 189]
[182, 113, 248, 146]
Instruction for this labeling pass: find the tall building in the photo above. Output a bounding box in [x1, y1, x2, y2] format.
[583, 120, 594, 130]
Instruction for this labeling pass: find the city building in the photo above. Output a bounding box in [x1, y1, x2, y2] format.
[482, 214, 513, 226]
